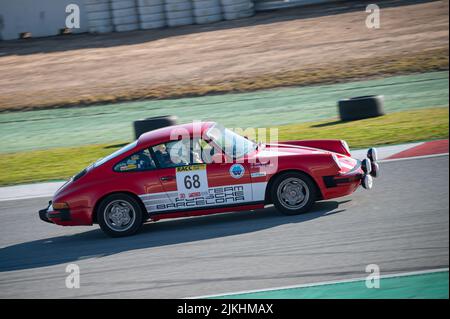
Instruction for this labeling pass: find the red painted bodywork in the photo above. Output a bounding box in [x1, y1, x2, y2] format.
[279, 140, 351, 157]
[46, 122, 364, 226]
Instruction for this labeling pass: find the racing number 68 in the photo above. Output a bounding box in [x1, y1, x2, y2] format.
[184, 174, 201, 189]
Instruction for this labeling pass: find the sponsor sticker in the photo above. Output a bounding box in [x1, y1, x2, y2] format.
[120, 164, 137, 171]
[154, 185, 247, 211]
[229, 164, 245, 179]
[251, 172, 267, 178]
[251, 162, 268, 168]
[176, 164, 206, 172]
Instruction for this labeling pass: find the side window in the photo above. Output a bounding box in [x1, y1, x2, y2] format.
[153, 138, 210, 168]
[114, 148, 156, 172]
[152, 139, 222, 168]
[199, 138, 219, 162]
[152, 141, 190, 168]
[192, 138, 206, 164]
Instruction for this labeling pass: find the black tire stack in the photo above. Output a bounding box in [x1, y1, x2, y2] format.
[338, 95, 385, 121]
[133, 115, 178, 139]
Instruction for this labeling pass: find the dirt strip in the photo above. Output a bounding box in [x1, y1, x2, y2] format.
[0, 0, 448, 111]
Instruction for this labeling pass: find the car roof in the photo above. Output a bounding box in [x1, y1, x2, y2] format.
[137, 121, 216, 147]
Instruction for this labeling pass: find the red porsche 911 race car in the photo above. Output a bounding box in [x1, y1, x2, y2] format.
[39, 122, 379, 237]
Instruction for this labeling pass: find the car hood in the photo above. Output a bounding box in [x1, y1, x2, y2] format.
[258, 143, 331, 156]
[254, 143, 358, 174]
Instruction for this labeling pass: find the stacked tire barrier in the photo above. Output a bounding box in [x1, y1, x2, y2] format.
[192, 0, 222, 24]
[133, 115, 178, 139]
[111, 0, 139, 32]
[85, 0, 114, 34]
[164, 0, 194, 27]
[137, 0, 167, 30]
[220, 0, 255, 20]
[85, 0, 257, 35]
[338, 95, 385, 121]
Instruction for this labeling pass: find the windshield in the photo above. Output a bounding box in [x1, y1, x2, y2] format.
[94, 141, 137, 168]
[206, 124, 257, 159]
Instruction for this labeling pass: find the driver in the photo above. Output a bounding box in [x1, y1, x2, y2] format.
[153, 144, 172, 167]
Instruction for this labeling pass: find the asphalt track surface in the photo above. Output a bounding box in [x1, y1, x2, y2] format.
[0, 155, 448, 298]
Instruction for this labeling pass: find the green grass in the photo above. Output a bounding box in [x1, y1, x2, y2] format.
[0, 144, 117, 186]
[1, 71, 448, 154]
[278, 107, 449, 149]
[0, 107, 447, 186]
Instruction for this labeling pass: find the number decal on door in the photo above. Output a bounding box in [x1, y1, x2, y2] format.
[176, 165, 208, 198]
[184, 174, 201, 189]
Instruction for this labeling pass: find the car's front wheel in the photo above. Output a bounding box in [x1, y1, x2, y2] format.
[271, 172, 317, 215]
[98, 193, 144, 237]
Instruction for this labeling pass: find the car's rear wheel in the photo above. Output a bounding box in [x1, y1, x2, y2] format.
[271, 172, 317, 215]
[98, 193, 144, 237]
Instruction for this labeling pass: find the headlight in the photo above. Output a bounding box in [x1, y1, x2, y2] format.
[361, 158, 372, 174]
[331, 153, 342, 169]
[341, 140, 350, 154]
[367, 147, 378, 162]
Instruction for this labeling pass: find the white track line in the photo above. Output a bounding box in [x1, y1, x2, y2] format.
[187, 267, 449, 299]
[0, 194, 55, 202]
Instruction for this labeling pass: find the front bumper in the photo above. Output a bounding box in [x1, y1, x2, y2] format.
[323, 147, 380, 195]
[38, 201, 71, 224]
[323, 173, 363, 188]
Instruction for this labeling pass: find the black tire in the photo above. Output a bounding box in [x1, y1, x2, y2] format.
[271, 172, 317, 215]
[97, 193, 144, 237]
[338, 95, 385, 121]
[133, 115, 177, 139]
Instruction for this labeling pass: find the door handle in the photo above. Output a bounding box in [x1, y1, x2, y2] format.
[160, 176, 175, 181]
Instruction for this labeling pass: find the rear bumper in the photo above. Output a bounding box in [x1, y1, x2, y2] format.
[38, 201, 71, 224]
[38, 207, 52, 223]
[38, 201, 93, 225]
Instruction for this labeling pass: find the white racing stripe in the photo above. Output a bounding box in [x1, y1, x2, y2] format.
[187, 267, 449, 299]
[139, 182, 268, 213]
